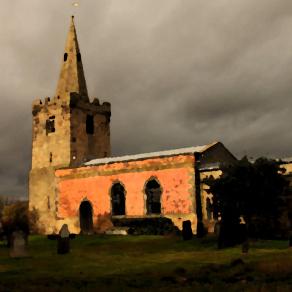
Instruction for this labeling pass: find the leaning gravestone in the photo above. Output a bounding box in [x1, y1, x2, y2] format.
[9, 230, 29, 258]
[182, 220, 193, 240]
[57, 224, 70, 254]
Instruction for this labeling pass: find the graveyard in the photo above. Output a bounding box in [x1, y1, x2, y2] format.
[1, 2, 292, 291]
[0, 234, 291, 291]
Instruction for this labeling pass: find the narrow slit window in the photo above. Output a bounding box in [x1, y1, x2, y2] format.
[64, 53, 68, 62]
[47, 196, 51, 210]
[86, 115, 94, 134]
[49, 152, 53, 163]
[46, 116, 55, 135]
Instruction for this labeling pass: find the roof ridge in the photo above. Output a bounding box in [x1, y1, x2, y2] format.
[84, 142, 219, 166]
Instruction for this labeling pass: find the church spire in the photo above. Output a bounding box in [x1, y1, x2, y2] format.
[55, 16, 88, 97]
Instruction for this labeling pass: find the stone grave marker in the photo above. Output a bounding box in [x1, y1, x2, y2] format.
[182, 220, 193, 240]
[9, 230, 29, 258]
[57, 224, 70, 254]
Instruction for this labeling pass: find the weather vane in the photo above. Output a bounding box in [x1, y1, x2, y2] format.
[71, 1, 79, 17]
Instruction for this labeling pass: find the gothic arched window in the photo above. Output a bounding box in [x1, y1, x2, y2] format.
[111, 183, 126, 216]
[145, 178, 162, 215]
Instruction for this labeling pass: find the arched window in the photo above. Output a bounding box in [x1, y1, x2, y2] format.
[111, 183, 126, 216]
[64, 53, 68, 62]
[79, 200, 93, 234]
[145, 178, 162, 215]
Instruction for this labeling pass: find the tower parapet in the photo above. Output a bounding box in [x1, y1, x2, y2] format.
[32, 94, 111, 118]
[31, 92, 111, 169]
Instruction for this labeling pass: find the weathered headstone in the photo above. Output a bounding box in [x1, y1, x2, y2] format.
[57, 224, 70, 254]
[182, 220, 193, 240]
[214, 221, 221, 237]
[9, 230, 29, 258]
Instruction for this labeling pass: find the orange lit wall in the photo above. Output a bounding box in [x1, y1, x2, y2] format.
[55, 154, 196, 220]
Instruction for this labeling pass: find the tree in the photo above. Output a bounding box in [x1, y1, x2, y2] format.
[1, 201, 39, 246]
[204, 157, 288, 247]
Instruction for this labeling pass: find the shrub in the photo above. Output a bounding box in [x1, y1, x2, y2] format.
[112, 217, 181, 235]
[1, 201, 39, 246]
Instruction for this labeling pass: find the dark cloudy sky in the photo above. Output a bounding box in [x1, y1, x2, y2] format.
[1, 0, 292, 198]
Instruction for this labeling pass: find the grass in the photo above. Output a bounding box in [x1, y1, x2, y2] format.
[0, 235, 292, 291]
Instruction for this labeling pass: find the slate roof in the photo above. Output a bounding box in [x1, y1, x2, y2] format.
[84, 141, 219, 166]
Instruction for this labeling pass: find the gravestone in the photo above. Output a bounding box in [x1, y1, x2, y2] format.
[9, 230, 29, 258]
[214, 221, 221, 237]
[57, 224, 70, 254]
[182, 220, 193, 240]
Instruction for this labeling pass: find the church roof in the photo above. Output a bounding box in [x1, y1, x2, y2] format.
[84, 141, 219, 166]
[55, 16, 88, 97]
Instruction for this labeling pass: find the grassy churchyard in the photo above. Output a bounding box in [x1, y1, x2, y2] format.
[0, 235, 292, 291]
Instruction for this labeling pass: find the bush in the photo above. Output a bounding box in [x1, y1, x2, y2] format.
[1, 201, 39, 246]
[112, 217, 181, 235]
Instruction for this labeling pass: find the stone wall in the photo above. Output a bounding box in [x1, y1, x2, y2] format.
[200, 142, 236, 168]
[55, 154, 197, 234]
[200, 170, 222, 233]
[29, 92, 111, 234]
[31, 94, 71, 169]
[70, 94, 111, 166]
[29, 167, 58, 233]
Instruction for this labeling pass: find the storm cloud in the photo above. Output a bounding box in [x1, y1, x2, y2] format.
[1, 0, 292, 198]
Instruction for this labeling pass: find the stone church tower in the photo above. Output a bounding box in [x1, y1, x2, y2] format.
[29, 17, 111, 233]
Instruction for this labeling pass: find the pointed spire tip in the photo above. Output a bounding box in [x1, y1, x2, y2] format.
[55, 16, 88, 97]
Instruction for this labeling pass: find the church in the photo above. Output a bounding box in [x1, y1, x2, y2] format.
[29, 17, 237, 234]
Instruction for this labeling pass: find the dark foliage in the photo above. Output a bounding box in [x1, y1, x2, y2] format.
[204, 157, 289, 246]
[1, 201, 39, 246]
[112, 217, 181, 235]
